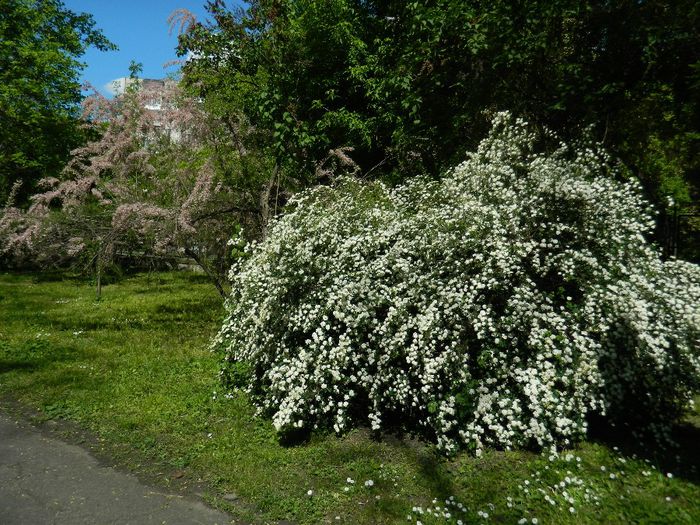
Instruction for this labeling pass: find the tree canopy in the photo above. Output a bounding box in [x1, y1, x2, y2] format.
[179, 0, 700, 209]
[0, 0, 115, 203]
[3, 0, 699, 275]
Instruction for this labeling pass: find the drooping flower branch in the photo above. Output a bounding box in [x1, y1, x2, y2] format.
[0, 80, 261, 296]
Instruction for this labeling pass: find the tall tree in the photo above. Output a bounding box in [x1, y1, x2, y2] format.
[179, 1, 699, 228]
[176, 1, 369, 234]
[0, 79, 250, 296]
[0, 0, 115, 203]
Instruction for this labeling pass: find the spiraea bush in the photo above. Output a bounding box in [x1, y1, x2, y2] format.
[213, 113, 700, 454]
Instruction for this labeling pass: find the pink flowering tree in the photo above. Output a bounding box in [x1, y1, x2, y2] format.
[0, 77, 256, 297]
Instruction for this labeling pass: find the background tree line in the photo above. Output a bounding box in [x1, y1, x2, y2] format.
[1, 0, 698, 291]
[178, 0, 699, 257]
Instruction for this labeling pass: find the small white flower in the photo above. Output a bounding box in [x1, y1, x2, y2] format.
[307, 489, 313, 496]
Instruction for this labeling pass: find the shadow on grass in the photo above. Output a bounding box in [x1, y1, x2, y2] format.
[278, 426, 313, 447]
[366, 431, 457, 501]
[0, 341, 86, 376]
[153, 301, 218, 319]
[588, 415, 700, 485]
[344, 429, 459, 506]
[280, 421, 459, 515]
[372, 433, 460, 522]
[150, 303, 225, 329]
[0, 359, 100, 423]
[0, 360, 38, 374]
[40, 319, 115, 331]
[128, 272, 213, 292]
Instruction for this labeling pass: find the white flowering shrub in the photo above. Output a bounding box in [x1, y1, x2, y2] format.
[213, 113, 700, 454]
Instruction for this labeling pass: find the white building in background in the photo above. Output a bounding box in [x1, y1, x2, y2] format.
[107, 77, 181, 142]
[107, 77, 171, 109]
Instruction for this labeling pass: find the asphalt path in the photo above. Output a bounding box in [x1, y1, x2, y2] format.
[0, 412, 233, 524]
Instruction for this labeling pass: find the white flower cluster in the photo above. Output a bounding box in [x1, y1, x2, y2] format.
[213, 113, 700, 453]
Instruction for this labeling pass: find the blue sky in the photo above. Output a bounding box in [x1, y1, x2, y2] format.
[63, 1, 221, 95]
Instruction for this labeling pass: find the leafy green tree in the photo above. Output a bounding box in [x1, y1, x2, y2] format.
[176, 1, 700, 262]
[177, 0, 373, 233]
[0, 0, 115, 203]
[180, 1, 699, 209]
[365, 0, 700, 257]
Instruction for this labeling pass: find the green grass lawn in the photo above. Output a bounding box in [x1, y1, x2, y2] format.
[1, 272, 698, 524]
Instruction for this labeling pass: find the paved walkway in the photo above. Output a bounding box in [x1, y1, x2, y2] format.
[0, 412, 233, 524]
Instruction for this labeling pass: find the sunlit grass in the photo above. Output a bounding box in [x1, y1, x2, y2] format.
[1, 272, 698, 524]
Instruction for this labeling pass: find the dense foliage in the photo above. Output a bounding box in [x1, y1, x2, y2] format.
[214, 115, 700, 454]
[180, 0, 700, 257]
[0, 0, 115, 203]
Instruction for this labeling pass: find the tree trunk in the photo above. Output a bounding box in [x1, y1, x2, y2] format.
[184, 247, 227, 299]
[95, 255, 102, 301]
[259, 165, 278, 241]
